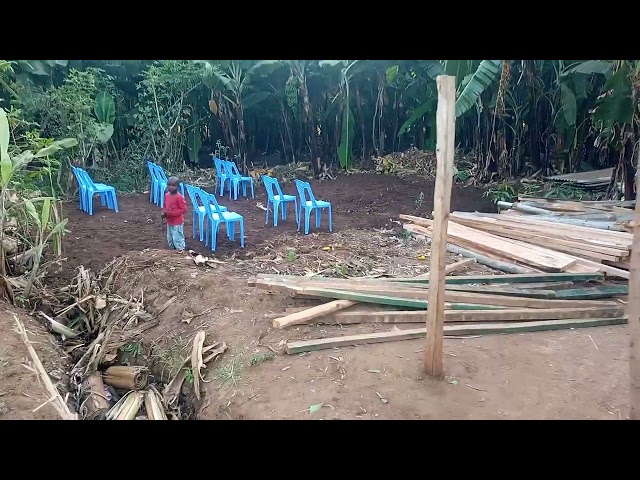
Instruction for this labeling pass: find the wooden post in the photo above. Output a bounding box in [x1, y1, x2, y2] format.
[630, 149, 640, 419]
[424, 75, 456, 377]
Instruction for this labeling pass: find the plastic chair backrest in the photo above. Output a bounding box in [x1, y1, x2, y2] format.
[72, 167, 87, 191]
[213, 157, 224, 178]
[295, 179, 317, 206]
[196, 189, 225, 219]
[153, 164, 168, 181]
[78, 169, 96, 190]
[221, 160, 235, 179]
[184, 184, 201, 208]
[262, 175, 285, 201]
[228, 162, 242, 177]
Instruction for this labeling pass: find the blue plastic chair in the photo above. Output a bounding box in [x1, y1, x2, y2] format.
[152, 164, 185, 207]
[146, 160, 160, 203]
[294, 179, 332, 235]
[75, 168, 119, 216]
[222, 161, 255, 200]
[72, 166, 107, 214]
[184, 184, 227, 242]
[71, 167, 88, 211]
[195, 188, 244, 252]
[213, 157, 230, 196]
[262, 175, 298, 227]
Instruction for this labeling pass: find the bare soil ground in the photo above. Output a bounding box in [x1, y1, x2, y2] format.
[0, 306, 70, 420]
[0, 172, 629, 419]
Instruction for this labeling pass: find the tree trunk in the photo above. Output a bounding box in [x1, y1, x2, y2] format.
[525, 60, 541, 171]
[293, 62, 320, 176]
[355, 83, 367, 158]
[235, 96, 247, 172]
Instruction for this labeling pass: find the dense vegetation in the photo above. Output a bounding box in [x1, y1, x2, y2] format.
[0, 59, 638, 301]
[1, 60, 638, 197]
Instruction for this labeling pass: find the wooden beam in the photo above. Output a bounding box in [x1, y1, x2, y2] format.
[425, 75, 456, 377]
[252, 271, 605, 285]
[630, 151, 640, 419]
[309, 306, 625, 325]
[272, 300, 356, 329]
[285, 317, 628, 354]
[413, 258, 476, 280]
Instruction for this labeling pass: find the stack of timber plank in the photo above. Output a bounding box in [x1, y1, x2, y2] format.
[545, 167, 614, 194]
[401, 197, 636, 279]
[249, 266, 628, 355]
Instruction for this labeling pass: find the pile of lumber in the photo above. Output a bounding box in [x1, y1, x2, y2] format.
[545, 167, 614, 193]
[401, 198, 636, 279]
[250, 267, 627, 354]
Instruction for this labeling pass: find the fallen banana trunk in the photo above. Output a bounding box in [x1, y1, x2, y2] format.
[82, 372, 110, 419]
[106, 391, 145, 420]
[145, 386, 168, 420]
[103, 366, 149, 390]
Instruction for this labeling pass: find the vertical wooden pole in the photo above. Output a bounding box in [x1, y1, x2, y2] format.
[424, 75, 456, 377]
[629, 148, 640, 419]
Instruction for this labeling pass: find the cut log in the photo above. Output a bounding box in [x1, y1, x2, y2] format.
[273, 300, 356, 329]
[285, 317, 628, 354]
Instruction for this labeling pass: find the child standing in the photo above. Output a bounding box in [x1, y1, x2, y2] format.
[161, 177, 187, 252]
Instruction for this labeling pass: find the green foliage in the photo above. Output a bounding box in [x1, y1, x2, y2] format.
[455, 60, 503, 117]
[0, 107, 74, 297]
[483, 182, 517, 204]
[94, 91, 116, 124]
[1, 58, 639, 198]
[337, 107, 354, 169]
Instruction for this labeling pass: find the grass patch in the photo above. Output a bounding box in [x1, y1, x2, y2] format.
[250, 353, 276, 366]
[215, 358, 244, 386]
[150, 336, 191, 381]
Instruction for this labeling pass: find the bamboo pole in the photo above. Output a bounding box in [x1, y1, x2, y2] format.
[629, 149, 640, 419]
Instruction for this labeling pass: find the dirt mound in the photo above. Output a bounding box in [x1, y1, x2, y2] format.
[372, 148, 476, 180]
[0, 305, 70, 420]
[94, 231, 496, 419]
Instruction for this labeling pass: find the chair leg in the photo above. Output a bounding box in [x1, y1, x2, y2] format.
[297, 204, 302, 231]
[315, 208, 321, 228]
[273, 200, 279, 227]
[282, 202, 287, 221]
[239, 219, 245, 247]
[192, 212, 197, 239]
[229, 222, 235, 241]
[88, 192, 94, 216]
[250, 180, 255, 198]
[294, 199, 299, 226]
[328, 205, 333, 232]
[112, 193, 119, 213]
[305, 208, 311, 235]
[265, 199, 270, 224]
[211, 222, 219, 252]
[199, 215, 205, 242]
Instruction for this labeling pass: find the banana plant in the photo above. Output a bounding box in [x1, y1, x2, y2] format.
[22, 196, 68, 297]
[198, 60, 281, 171]
[0, 107, 76, 279]
[94, 91, 116, 144]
